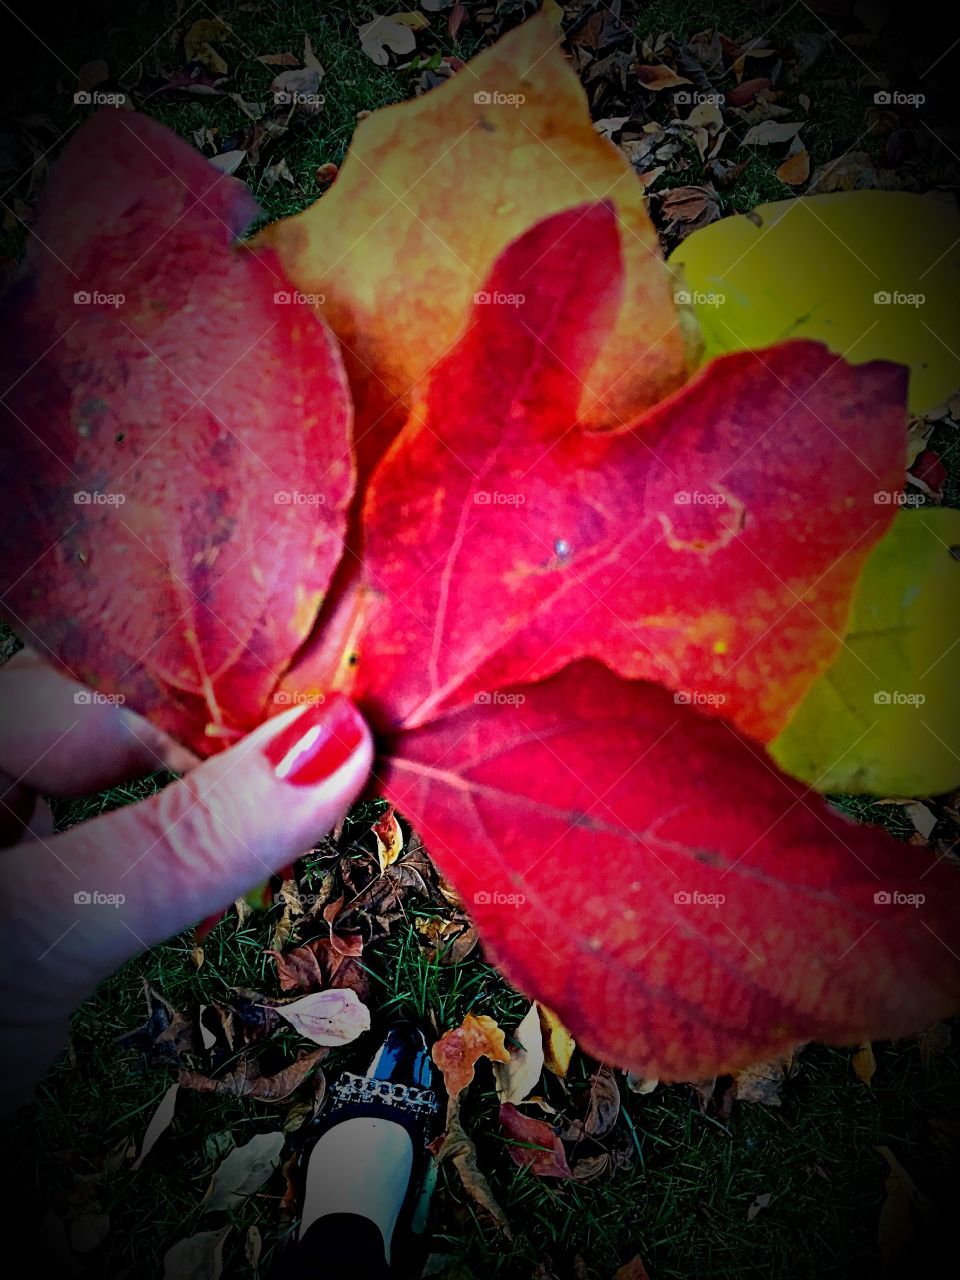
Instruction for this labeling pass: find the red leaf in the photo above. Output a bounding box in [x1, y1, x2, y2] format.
[0, 112, 353, 755]
[378, 661, 960, 1079]
[356, 203, 906, 741]
[498, 1104, 573, 1179]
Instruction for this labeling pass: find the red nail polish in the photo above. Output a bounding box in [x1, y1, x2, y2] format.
[263, 694, 365, 785]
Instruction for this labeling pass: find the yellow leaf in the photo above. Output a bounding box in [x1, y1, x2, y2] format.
[372, 806, 403, 871]
[255, 14, 689, 445]
[771, 508, 960, 796]
[853, 1041, 876, 1084]
[670, 190, 960, 414]
[537, 1002, 575, 1077]
[392, 11, 431, 29]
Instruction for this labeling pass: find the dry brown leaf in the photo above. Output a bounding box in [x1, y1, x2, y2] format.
[432, 1013, 510, 1098]
[747, 1192, 772, 1221]
[734, 1051, 798, 1106]
[359, 15, 418, 65]
[614, 1257, 652, 1280]
[203, 1133, 284, 1212]
[163, 1227, 230, 1280]
[743, 120, 804, 146]
[436, 1098, 512, 1237]
[179, 1048, 325, 1102]
[637, 64, 692, 90]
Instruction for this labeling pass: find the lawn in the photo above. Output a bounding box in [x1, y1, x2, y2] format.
[1, 2, 958, 1277]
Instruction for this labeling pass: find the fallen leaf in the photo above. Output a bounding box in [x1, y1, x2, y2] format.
[743, 120, 804, 145]
[373, 805, 404, 871]
[204, 1132, 285, 1212]
[499, 1104, 573, 1179]
[435, 1098, 512, 1237]
[636, 64, 692, 90]
[180, 1049, 325, 1102]
[69, 1214, 110, 1254]
[625, 1073, 659, 1095]
[538, 1005, 575, 1077]
[734, 1053, 797, 1106]
[493, 1003, 545, 1104]
[267, 935, 367, 996]
[559, 1067, 620, 1141]
[747, 1192, 772, 1221]
[273, 988, 371, 1046]
[245, 1226, 262, 1276]
[359, 15, 418, 65]
[853, 1041, 877, 1084]
[133, 1082, 179, 1169]
[614, 1258, 652, 1280]
[875, 1145, 937, 1272]
[164, 1227, 230, 1280]
[776, 148, 810, 185]
[433, 1013, 510, 1098]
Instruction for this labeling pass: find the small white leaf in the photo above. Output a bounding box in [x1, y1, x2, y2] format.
[133, 1082, 179, 1170]
[203, 1132, 284, 1213]
[493, 1003, 544, 1104]
[274, 988, 371, 1047]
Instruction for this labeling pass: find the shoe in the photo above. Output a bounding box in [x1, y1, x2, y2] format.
[271, 1024, 440, 1279]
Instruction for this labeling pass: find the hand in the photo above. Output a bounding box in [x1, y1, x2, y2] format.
[0, 648, 373, 1107]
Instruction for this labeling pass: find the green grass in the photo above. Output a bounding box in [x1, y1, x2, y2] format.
[2, 2, 959, 1277]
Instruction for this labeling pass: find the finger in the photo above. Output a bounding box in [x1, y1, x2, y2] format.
[0, 694, 373, 1015]
[0, 647, 199, 797]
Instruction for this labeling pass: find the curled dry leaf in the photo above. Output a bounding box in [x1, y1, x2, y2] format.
[133, 1082, 179, 1170]
[179, 1048, 325, 1102]
[273, 988, 371, 1046]
[853, 1041, 877, 1085]
[493, 1003, 545, 1104]
[733, 1052, 798, 1106]
[538, 1005, 575, 1077]
[558, 1067, 621, 1141]
[498, 1104, 573, 1179]
[164, 1227, 230, 1280]
[359, 15, 418, 65]
[203, 1132, 285, 1212]
[373, 804, 404, 871]
[435, 1098, 512, 1237]
[432, 1013, 510, 1098]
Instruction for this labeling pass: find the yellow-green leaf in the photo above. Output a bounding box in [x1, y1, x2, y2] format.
[771, 508, 960, 796]
[670, 191, 960, 414]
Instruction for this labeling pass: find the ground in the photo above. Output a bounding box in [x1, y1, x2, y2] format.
[1, 2, 959, 1278]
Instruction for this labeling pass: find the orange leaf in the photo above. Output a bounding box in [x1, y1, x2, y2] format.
[432, 1012, 510, 1098]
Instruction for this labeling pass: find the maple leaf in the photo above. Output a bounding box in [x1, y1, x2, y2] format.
[0, 111, 353, 757]
[353, 202, 906, 742]
[254, 13, 690, 476]
[377, 662, 960, 1079]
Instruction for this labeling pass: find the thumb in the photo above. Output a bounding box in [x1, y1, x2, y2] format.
[1, 695, 373, 1007]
